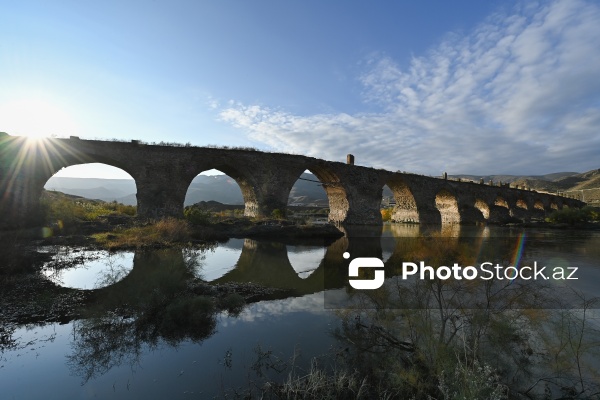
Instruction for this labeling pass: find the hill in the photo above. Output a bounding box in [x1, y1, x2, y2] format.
[45, 173, 332, 207]
[451, 169, 600, 205]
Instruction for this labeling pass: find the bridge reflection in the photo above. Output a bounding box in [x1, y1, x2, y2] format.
[3, 225, 598, 368]
[80, 221, 596, 310]
[91, 224, 502, 301]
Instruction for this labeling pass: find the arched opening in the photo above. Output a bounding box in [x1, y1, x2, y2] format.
[516, 199, 528, 209]
[550, 202, 558, 210]
[494, 196, 509, 208]
[289, 166, 346, 224]
[287, 169, 330, 224]
[183, 168, 248, 222]
[380, 184, 395, 222]
[534, 200, 544, 211]
[43, 163, 137, 228]
[46, 163, 136, 203]
[563, 204, 570, 209]
[386, 176, 419, 223]
[474, 199, 490, 219]
[435, 189, 460, 224]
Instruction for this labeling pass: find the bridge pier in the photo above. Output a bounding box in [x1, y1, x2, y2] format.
[336, 176, 384, 225]
[0, 171, 48, 229]
[509, 206, 531, 221]
[488, 205, 512, 223]
[245, 163, 305, 219]
[458, 204, 487, 224]
[135, 167, 191, 219]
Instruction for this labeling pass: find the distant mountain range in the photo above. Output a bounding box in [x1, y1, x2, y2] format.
[44, 173, 332, 207]
[450, 169, 600, 204]
[44, 169, 600, 207]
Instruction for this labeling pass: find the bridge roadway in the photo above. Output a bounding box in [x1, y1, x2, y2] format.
[0, 133, 584, 229]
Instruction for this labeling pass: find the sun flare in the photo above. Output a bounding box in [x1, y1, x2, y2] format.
[0, 98, 78, 139]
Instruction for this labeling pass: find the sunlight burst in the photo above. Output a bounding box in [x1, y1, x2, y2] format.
[0, 98, 78, 139]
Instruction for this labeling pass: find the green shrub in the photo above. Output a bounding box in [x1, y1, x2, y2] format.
[184, 207, 212, 225]
[546, 206, 600, 224]
[271, 208, 284, 219]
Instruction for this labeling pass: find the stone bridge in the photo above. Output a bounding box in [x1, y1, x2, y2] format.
[0, 133, 584, 229]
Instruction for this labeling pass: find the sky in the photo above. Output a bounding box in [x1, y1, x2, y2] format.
[1, 0, 599, 179]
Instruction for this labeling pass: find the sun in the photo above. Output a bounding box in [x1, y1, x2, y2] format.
[0, 97, 78, 139]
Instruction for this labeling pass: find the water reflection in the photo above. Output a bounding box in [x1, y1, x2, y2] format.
[38, 226, 600, 309]
[287, 245, 325, 278]
[194, 238, 244, 281]
[68, 248, 219, 383]
[2, 225, 600, 398]
[331, 227, 600, 398]
[43, 249, 134, 289]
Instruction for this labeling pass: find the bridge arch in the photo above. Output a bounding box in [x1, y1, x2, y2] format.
[303, 164, 347, 223]
[1, 137, 140, 226]
[43, 162, 137, 207]
[183, 163, 260, 218]
[183, 169, 248, 218]
[287, 169, 329, 221]
[385, 176, 420, 223]
[516, 198, 528, 210]
[435, 189, 460, 224]
[494, 196, 509, 208]
[42, 163, 138, 229]
[474, 198, 490, 220]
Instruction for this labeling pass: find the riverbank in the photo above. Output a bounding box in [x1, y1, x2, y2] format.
[0, 250, 294, 328]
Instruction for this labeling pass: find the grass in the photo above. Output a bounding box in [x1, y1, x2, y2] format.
[273, 362, 370, 399]
[41, 190, 136, 225]
[93, 218, 191, 249]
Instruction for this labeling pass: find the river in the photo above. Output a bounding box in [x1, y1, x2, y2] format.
[1, 224, 599, 399]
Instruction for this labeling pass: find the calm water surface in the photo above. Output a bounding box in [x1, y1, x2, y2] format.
[2, 225, 600, 399]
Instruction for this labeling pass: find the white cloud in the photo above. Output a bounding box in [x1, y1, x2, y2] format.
[219, 0, 600, 175]
[219, 292, 329, 327]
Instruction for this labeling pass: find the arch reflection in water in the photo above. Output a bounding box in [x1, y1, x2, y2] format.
[42, 249, 134, 289]
[68, 248, 220, 383]
[286, 244, 326, 278]
[213, 239, 327, 294]
[210, 225, 493, 298]
[190, 238, 244, 281]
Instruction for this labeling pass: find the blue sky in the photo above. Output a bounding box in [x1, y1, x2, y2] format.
[1, 0, 599, 179]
